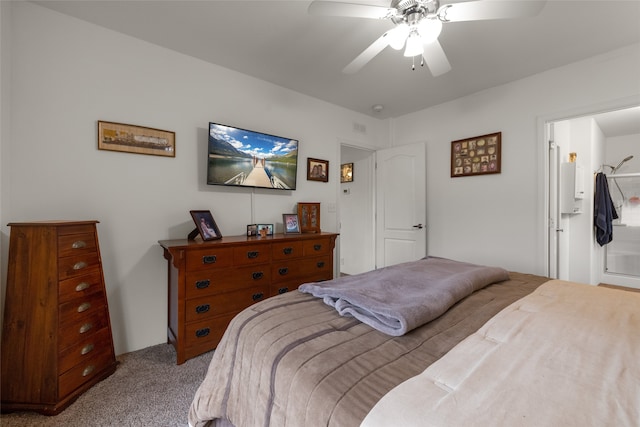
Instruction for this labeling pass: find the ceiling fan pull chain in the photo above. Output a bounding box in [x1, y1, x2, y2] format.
[412, 56, 415, 70]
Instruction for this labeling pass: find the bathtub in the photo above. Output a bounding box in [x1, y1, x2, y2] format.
[604, 225, 640, 285]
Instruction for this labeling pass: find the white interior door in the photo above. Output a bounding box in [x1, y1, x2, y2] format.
[548, 123, 560, 279]
[375, 142, 427, 268]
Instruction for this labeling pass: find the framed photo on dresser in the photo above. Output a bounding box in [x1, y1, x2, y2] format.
[189, 210, 222, 241]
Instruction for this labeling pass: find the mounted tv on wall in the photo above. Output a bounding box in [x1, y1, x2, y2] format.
[207, 122, 299, 190]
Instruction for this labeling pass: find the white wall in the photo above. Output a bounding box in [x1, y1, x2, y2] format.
[0, 2, 388, 355]
[390, 43, 640, 275]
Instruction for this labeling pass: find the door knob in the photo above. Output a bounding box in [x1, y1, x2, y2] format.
[413, 224, 424, 229]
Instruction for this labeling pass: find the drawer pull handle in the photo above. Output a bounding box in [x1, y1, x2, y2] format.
[278, 287, 288, 294]
[79, 323, 93, 334]
[195, 328, 210, 338]
[202, 255, 217, 264]
[313, 244, 322, 251]
[72, 240, 87, 249]
[317, 261, 325, 268]
[195, 304, 210, 314]
[195, 280, 211, 289]
[82, 365, 95, 377]
[278, 267, 289, 276]
[252, 271, 264, 280]
[77, 302, 91, 313]
[81, 343, 95, 355]
[283, 247, 293, 255]
[252, 292, 264, 301]
[247, 251, 259, 259]
[73, 261, 88, 270]
[75, 282, 90, 292]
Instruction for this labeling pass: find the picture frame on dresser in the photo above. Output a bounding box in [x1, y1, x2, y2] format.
[283, 214, 301, 234]
[257, 224, 274, 237]
[189, 210, 222, 241]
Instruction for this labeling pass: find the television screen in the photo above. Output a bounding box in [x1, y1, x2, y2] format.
[207, 122, 298, 190]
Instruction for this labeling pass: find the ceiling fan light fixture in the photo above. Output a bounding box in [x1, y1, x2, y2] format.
[388, 23, 410, 50]
[403, 31, 423, 57]
[417, 18, 442, 43]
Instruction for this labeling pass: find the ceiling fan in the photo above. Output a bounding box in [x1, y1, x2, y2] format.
[308, 0, 546, 76]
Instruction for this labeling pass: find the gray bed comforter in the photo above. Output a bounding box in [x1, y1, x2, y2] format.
[188, 271, 548, 427]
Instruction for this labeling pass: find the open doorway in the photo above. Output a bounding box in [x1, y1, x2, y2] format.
[546, 104, 640, 289]
[339, 144, 375, 275]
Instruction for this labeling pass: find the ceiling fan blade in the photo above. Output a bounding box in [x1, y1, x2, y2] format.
[308, 1, 395, 19]
[438, 0, 546, 22]
[422, 40, 451, 76]
[343, 32, 391, 74]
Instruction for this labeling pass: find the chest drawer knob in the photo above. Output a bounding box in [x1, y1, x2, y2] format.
[247, 251, 259, 259]
[313, 244, 322, 251]
[79, 323, 93, 334]
[77, 302, 92, 313]
[195, 328, 210, 338]
[72, 240, 87, 249]
[317, 261, 325, 268]
[195, 304, 210, 314]
[82, 365, 95, 377]
[283, 247, 293, 255]
[75, 282, 91, 292]
[252, 271, 264, 280]
[278, 267, 289, 276]
[252, 292, 264, 301]
[81, 343, 95, 355]
[202, 255, 217, 264]
[195, 279, 211, 289]
[73, 261, 88, 270]
[278, 287, 288, 294]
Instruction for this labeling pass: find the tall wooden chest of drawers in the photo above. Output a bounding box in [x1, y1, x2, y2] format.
[159, 232, 338, 364]
[1, 221, 117, 415]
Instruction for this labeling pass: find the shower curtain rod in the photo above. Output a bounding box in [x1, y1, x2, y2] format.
[605, 172, 640, 179]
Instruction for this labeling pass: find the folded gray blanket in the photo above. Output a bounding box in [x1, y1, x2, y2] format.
[298, 257, 509, 336]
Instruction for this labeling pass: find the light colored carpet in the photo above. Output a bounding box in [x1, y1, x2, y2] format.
[1, 343, 213, 426]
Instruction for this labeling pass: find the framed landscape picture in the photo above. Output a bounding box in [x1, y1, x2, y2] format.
[98, 121, 175, 157]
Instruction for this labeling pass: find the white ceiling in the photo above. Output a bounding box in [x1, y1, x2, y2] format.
[33, 0, 640, 120]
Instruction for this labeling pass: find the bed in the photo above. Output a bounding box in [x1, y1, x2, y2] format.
[188, 257, 639, 427]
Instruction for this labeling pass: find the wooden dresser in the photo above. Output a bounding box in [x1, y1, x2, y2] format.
[1, 221, 117, 415]
[159, 232, 338, 364]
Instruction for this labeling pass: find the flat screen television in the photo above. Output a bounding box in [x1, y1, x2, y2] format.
[207, 122, 298, 190]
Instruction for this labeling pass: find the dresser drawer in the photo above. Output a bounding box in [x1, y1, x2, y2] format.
[58, 253, 100, 281]
[59, 291, 106, 328]
[58, 349, 115, 399]
[185, 264, 271, 299]
[233, 245, 271, 266]
[184, 313, 237, 358]
[57, 224, 97, 236]
[59, 271, 103, 304]
[58, 232, 97, 258]
[59, 308, 110, 350]
[271, 256, 332, 291]
[59, 327, 112, 374]
[302, 238, 333, 256]
[271, 241, 304, 260]
[186, 284, 269, 322]
[299, 255, 333, 278]
[186, 247, 234, 271]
